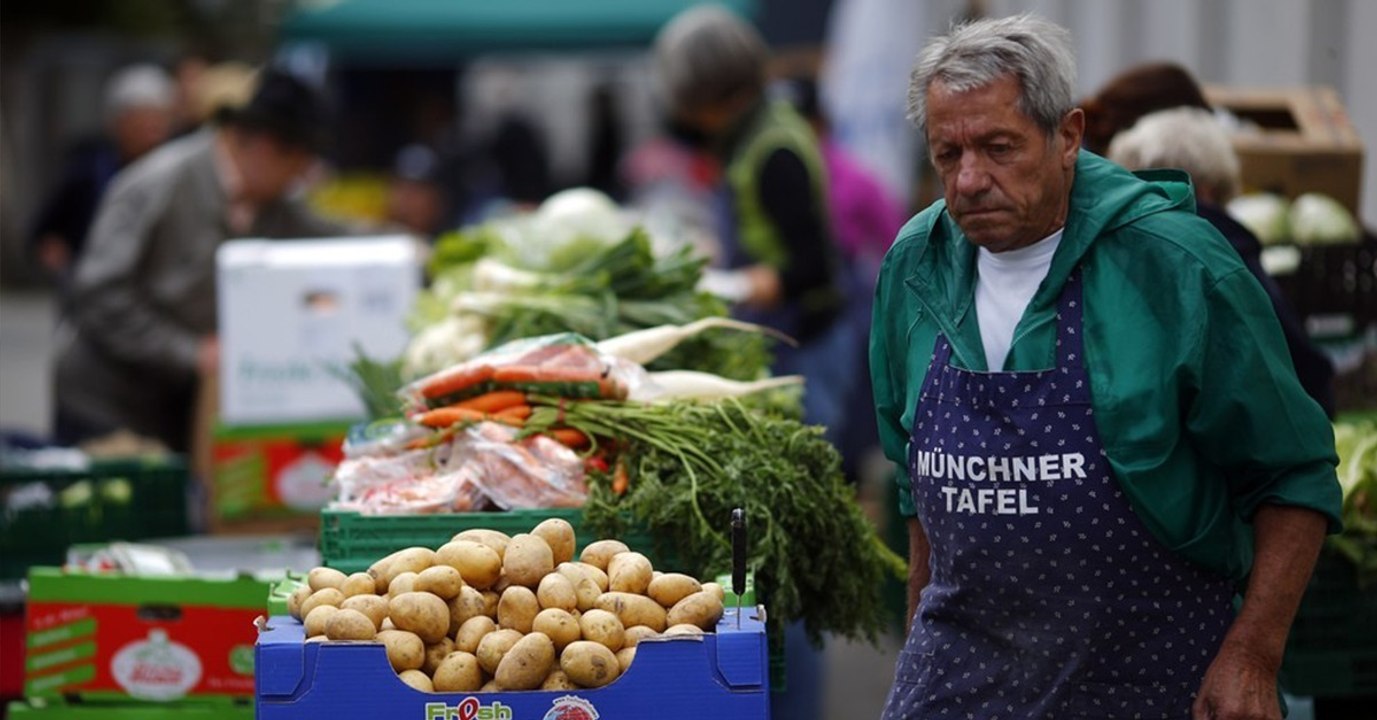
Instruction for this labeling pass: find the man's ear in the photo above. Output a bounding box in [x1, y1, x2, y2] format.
[1060, 108, 1085, 166]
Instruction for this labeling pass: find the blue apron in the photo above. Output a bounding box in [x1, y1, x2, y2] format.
[882, 270, 1235, 719]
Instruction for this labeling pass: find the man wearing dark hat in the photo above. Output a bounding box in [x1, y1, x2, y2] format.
[54, 69, 351, 451]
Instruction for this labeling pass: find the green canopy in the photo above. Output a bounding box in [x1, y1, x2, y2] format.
[280, 0, 758, 62]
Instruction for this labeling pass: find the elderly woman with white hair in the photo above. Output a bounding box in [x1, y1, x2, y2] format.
[1109, 107, 1335, 416]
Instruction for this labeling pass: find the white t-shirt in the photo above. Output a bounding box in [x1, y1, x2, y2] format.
[974, 229, 1064, 371]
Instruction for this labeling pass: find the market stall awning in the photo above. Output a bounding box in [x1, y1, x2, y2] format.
[280, 0, 759, 62]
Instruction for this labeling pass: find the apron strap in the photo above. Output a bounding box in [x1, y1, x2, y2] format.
[1053, 269, 1086, 371]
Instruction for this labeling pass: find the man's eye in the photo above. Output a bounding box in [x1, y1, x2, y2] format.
[935, 149, 959, 163]
[989, 143, 1011, 156]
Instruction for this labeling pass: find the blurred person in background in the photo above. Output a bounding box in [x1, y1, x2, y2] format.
[1079, 61, 1212, 156]
[386, 143, 452, 240]
[655, 8, 846, 719]
[784, 75, 908, 482]
[655, 5, 851, 439]
[1108, 107, 1336, 417]
[29, 64, 176, 283]
[53, 69, 353, 452]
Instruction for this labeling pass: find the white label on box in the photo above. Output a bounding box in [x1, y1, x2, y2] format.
[217, 236, 420, 425]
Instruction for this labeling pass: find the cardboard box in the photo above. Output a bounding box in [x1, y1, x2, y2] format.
[7, 699, 254, 719]
[256, 610, 770, 719]
[24, 568, 270, 703]
[216, 236, 419, 426]
[1204, 85, 1365, 215]
[210, 422, 350, 531]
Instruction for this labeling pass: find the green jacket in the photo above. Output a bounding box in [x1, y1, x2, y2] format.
[869, 150, 1342, 581]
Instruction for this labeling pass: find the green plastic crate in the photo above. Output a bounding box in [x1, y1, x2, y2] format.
[0, 458, 189, 580]
[1280, 551, 1377, 697]
[318, 508, 666, 574]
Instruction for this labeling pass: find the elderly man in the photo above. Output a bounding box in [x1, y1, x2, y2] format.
[871, 15, 1341, 719]
[54, 69, 350, 451]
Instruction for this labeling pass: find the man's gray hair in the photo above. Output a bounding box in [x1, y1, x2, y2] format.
[654, 4, 767, 116]
[1107, 107, 1242, 202]
[104, 63, 175, 123]
[908, 13, 1077, 135]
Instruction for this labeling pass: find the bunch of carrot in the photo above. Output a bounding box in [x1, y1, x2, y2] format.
[413, 390, 596, 453]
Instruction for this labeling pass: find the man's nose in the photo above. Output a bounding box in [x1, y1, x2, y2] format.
[955, 155, 992, 196]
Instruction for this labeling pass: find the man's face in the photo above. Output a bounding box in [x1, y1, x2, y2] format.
[925, 74, 1083, 252]
[113, 106, 173, 162]
[234, 131, 314, 203]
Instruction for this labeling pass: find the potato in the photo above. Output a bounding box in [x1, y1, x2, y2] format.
[376, 630, 425, 672]
[304, 605, 340, 637]
[476, 628, 524, 675]
[455, 615, 497, 654]
[595, 591, 668, 632]
[701, 582, 726, 603]
[433, 651, 484, 692]
[398, 669, 433, 692]
[389, 592, 451, 644]
[579, 540, 629, 571]
[287, 584, 313, 620]
[497, 586, 539, 633]
[422, 637, 455, 675]
[447, 586, 488, 635]
[623, 625, 658, 648]
[541, 670, 577, 691]
[531, 518, 576, 565]
[436, 540, 502, 590]
[616, 647, 636, 673]
[452, 529, 511, 561]
[648, 573, 702, 608]
[578, 609, 625, 652]
[305, 634, 329, 644]
[325, 608, 377, 641]
[381, 617, 396, 631]
[607, 552, 653, 595]
[493, 575, 513, 594]
[300, 588, 346, 619]
[537, 573, 577, 612]
[533, 608, 581, 651]
[664, 624, 705, 637]
[667, 590, 725, 630]
[341, 594, 389, 630]
[555, 563, 602, 612]
[495, 632, 556, 690]
[503, 534, 554, 588]
[415, 565, 464, 600]
[481, 591, 500, 619]
[560, 641, 621, 688]
[390, 572, 422, 598]
[576, 563, 609, 592]
[340, 572, 377, 598]
[480, 679, 501, 692]
[369, 547, 436, 594]
[308, 567, 348, 592]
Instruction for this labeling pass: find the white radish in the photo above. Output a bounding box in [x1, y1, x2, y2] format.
[471, 258, 547, 293]
[634, 371, 803, 402]
[595, 317, 795, 366]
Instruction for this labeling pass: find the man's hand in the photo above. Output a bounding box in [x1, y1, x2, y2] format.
[1192, 638, 1281, 720]
[1193, 504, 1327, 719]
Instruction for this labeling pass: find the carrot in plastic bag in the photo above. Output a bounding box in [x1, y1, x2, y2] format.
[456, 391, 527, 414]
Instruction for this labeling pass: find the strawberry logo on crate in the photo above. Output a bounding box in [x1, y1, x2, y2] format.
[543, 696, 599, 720]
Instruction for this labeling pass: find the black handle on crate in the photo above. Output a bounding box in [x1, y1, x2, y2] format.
[731, 508, 746, 597]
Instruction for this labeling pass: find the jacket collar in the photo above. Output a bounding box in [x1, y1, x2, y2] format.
[902, 150, 1196, 369]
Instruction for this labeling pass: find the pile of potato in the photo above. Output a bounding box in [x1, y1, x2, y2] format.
[286, 519, 726, 693]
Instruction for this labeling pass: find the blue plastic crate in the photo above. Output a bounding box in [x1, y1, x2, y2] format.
[256, 610, 770, 719]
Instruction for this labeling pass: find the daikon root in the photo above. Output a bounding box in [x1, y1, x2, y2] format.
[634, 370, 804, 402]
[595, 317, 795, 366]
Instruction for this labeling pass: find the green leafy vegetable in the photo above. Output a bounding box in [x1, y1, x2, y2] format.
[525, 399, 905, 645]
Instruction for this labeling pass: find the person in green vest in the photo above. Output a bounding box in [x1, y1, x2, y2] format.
[654, 5, 852, 441]
[871, 14, 1341, 719]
